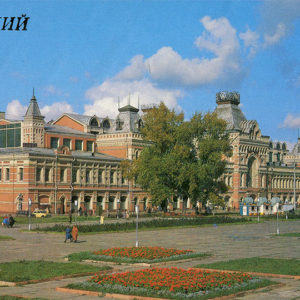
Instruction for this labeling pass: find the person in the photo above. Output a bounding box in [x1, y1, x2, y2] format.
[71, 225, 78, 242]
[8, 215, 15, 228]
[68, 211, 72, 224]
[2, 216, 9, 227]
[78, 207, 82, 216]
[64, 226, 72, 243]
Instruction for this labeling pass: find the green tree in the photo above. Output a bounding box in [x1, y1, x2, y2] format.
[123, 102, 231, 209]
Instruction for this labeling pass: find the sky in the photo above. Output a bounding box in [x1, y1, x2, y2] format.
[0, 0, 299, 149]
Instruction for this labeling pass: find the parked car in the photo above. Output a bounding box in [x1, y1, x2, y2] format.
[32, 209, 49, 218]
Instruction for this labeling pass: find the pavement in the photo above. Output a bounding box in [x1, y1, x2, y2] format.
[0, 218, 299, 299]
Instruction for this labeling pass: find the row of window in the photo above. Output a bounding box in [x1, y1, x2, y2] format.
[50, 137, 94, 151]
[0, 167, 23, 181]
[35, 167, 124, 185]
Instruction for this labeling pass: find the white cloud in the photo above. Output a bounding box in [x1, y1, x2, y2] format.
[5, 100, 27, 120]
[281, 114, 300, 129]
[115, 16, 243, 87]
[5, 100, 74, 122]
[263, 23, 286, 47]
[115, 55, 147, 81]
[41, 102, 74, 121]
[239, 28, 260, 57]
[84, 79, 183, 117]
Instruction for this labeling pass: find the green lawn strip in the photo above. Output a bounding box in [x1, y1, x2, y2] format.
[278, 232, 300, 237]
[0, 296, 47, 300]
[67, 251, 209, 263]
[66, 278, 273, 300]
[35, 216, 252, 233]
[14, 215, 99, 224]
[0, 260, 111, 283]
[0, 235, 15, 241]
[195, 257, 300, 276]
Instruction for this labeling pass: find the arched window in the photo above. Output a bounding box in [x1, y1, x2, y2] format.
[103, 119, 110, 129]
[276, 143, 281, 150]
[282, 143, 286, 151]
[90, 118, 99, 127]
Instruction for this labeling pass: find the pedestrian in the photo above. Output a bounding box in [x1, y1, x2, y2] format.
[68, 211, 72, 224]
[8, 215, 15, 228]
[2, 216, 9, 227]
[64, 226, 72, 243]
[78, 207, 82, 216]
[71, 225, 78, 242]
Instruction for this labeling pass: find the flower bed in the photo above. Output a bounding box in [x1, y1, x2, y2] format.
[66, 267, 273, 299]
[67, 246, 209, 263]
[93, 246, 192, 260]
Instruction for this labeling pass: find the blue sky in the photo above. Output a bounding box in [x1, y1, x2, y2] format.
[0, 0, 299, 148]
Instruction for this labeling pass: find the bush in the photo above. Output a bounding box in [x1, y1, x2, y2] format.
[36, 216, 251, 233]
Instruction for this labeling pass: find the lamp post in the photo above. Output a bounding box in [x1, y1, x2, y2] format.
[28, 198, 32, 231]
[293, 159, 296, 212]
[135, 204, 139, 247]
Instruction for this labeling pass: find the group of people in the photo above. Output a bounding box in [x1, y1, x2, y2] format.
[64, 225, 78, 243]
[1, 215, 15, 228]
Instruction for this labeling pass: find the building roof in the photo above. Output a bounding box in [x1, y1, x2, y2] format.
[44, 124, 95, 137]
[0, 147, 121, 161]
[24, 95, 44, 119]
[118, 104, 139, 113]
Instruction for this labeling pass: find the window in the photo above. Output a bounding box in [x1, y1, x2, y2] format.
[60, 168, 66, 182]
[63, 138, 71, 149]
[45, 168, 50, 182]
[36, 167, 42, 182]
[87, 141, 94, 152]
[75, 140, 83, 151]
[86, 170, 91, 183]
[277, 152, 280, 162]
[103, 119, 110, 129]
[90, 118, 99, 127]
[110, 171, 115, 184]
[19, 168, 24, 181]
[98, 170, 103, 184]
[5, 168, 9, 181]
[0, 168, 2, 181]
[50, 137, 59, 149]
[72, 169, 78, 183]
[269, 152, 273, 163]
[0, 123, 21, 148]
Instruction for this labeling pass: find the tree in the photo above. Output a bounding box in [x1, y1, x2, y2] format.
[123, 102, 231, 208]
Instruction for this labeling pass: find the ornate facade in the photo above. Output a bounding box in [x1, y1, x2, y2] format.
[215, 92, 300, 208]
[0, 91, 299, 214]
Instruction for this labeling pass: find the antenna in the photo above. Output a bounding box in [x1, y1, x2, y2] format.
[118, 96, 120, 108]
[128, 94, 130, 106]
[33, 87, 35, 97]
[138, 96, 140, 110]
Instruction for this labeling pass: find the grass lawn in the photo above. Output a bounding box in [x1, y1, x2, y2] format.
[195, 257, 300, 276]
[0, 235, 15, 241]
[0, 260, 112, 283]
[278, 232, 300, 237]
[0, 297, 47, 300]
[14, 215, 99, 224]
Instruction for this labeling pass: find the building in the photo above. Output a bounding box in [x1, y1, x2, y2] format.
[0, 94, 149, 214]
[215, 91, 300, 208]
[0, 91, 299, 214]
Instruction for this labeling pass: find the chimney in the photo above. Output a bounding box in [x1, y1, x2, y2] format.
[0, 112, 5, 120]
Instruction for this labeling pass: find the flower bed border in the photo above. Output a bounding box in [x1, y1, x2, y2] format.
[60, 278, 275, 300]
[67, 250, 209, 264]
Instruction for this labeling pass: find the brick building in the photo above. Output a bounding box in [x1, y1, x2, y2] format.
[0, 91, 299, 214]
[215, 92, 300, 208]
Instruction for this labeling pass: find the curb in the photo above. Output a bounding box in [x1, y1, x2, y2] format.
[56, 283, 284, 300]
[195, 268, 300, 280]
[0, 280, 16, 286]
[56, 287, 168, 299]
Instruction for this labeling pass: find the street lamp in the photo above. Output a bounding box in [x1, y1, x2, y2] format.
[28, 198, 32, 231]
[135, 204, 139, 247]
